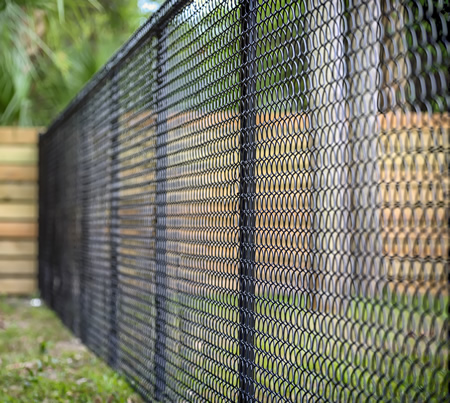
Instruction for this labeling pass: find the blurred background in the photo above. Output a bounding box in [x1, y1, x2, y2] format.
[0, 3, 164, 400]
[0, 0, 163, 127]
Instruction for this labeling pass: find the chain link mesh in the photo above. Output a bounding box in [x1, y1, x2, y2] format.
[39, 0, 449, 401]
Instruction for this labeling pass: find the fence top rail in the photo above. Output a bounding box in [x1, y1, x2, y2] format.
[43, 0, 192, 137]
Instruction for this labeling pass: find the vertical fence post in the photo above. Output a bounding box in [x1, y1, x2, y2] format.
[154, 28, 168, 401]
[79, 118, 87, 345]
[239, 0, 256, 401]
[73, 121, 83, 338]
[108, 67, 120, 368]
[38, 133, 46, 302]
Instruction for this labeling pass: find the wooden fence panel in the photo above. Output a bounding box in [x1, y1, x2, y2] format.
[0, 127, 40, 295]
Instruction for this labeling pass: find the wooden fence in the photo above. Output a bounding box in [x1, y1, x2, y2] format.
[0, 127, 39, 295]
[2, 113, 446, 296]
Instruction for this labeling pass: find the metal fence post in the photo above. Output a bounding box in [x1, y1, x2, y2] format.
[37, 133, 47, 302]
[108, 68, 120, 368]
[79, 117, 87, 345]
[239, 0, 257, 400]
[154, 27, 168, 401]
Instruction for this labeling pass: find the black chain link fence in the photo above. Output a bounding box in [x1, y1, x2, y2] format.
[39, 0, 449, 401]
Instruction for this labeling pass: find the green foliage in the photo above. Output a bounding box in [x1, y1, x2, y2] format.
[403, 0, 450, 112]
[0, 0, 159, 126]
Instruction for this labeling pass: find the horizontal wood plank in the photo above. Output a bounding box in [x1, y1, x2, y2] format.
[0, 127, 40, 144]
[0, 146, 37, 164]
[0, 278, 36, 295]
[0, 183, 37, 201]
[0, 165, 37, 181]
[0, 259, 37, 274]
[0, 240, 36, 256]
[0, 203, 36, 219]
[0, 222, 37, 238]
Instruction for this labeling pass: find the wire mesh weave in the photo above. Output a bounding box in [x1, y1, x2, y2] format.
[39, 0, 449, 401]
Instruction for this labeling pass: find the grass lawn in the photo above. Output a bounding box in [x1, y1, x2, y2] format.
[0, 297, 143, 403]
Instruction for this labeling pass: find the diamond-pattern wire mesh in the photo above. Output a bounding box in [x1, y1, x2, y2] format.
[39, 0, 449, 401]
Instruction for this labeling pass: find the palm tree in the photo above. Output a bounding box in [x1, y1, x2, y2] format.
[0, 0, 161, 126]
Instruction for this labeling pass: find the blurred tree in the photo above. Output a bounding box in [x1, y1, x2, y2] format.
[0, 0, 161, 126]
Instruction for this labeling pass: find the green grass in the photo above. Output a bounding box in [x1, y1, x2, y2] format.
[2, 293, 446, 402]
[0, 297, 143, 403]
[163, 290, 448, 401]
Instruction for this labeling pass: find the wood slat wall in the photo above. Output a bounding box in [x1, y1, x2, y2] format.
[0, 127, 40, 295]
[3, 114, 445, 297]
